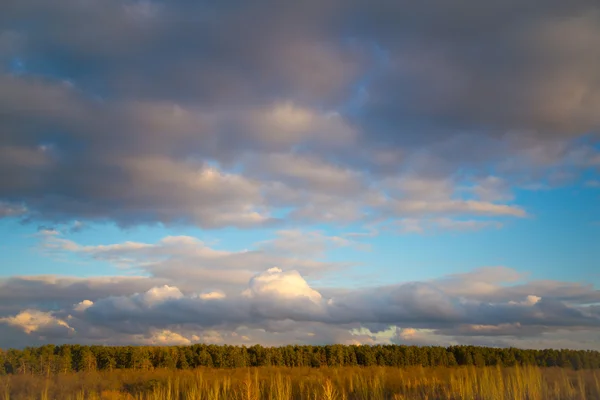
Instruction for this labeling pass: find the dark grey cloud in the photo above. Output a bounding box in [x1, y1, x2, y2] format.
[352, 1, 600, 138]
[0, 0, 365, 105]
[432, 267, 600, 304]
[0, 275, 164, 315]
[1, 266, 599, 348]
[0, 0, 599, 228]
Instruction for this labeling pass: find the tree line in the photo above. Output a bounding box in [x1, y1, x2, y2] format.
[1, 344, 599, 375]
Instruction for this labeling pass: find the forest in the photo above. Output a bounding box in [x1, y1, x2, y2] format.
[2, 344, 600, 375]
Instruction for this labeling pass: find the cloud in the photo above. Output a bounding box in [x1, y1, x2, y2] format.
[357, 5, 600, 139]
[74, 268, 329, 333]
[243, 267, 323, 303]
[139, 285, 184, 306]
[246, 152, 363, 196]
[510, 295, 542, 306]
[1, 263, 599, 349]
[390, 200, 526, 218]
[433, 267, 600, 305]
[0, 309, 74, 336]
[1, 0, 597, 229]
[142, 330, 192, 346]
[396, 327, 418, 341]
[0, 202, 27, 218]
[0, 0, 599, 350]
[198, 291, 226, 300]
[37, 231, 355, 294]
[73, 300, 94, 312]
[395, 218, 503, 234]
[69, 220, 86, 232]
[0, 75, 530, 228]
[586, 180, 600, 188]
[371, 175, 528, 223]
[256, 230, 361, 257]
[0, 275, 165, 314]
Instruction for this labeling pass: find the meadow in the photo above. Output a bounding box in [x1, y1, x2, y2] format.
[1, 365, 599, 400]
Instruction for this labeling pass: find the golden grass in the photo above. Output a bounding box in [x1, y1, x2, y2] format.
[0, 366, 598, 399]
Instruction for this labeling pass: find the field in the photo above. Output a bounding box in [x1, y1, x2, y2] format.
[1, 365, 599, 400]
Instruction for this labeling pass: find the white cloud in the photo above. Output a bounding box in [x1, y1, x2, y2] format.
[140, 285, 184, 306]
[398, 327, 418, 340]
[0, 309, 74, 336]
[509, 295, 542, 306]
[198, 291, 226, 300]
[243, 267, 322, 303]
[144, 329, 192, 346]
[74, 300, 94, 312]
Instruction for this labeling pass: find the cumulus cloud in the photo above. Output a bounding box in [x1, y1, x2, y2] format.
[510, 295, 542, 306]
[73, 300, 94, 312]
[74, 267, 329, 333]
[139, 285, 184, 306]
[143, 330, 192, 346]
[1, 264, 598, 349]
[243, 267, 322, 303]
[0, 309, 74, 336]
[396, 327, 418, 340]
[198, 291, 226, 300]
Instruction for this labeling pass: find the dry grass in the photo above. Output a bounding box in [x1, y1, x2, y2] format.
[0, 366, 598, 400]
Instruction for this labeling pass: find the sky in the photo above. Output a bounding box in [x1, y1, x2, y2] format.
[0, 0, 599, 350]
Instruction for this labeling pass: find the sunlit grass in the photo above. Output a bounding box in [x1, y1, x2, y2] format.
[0, 366, 597, 399]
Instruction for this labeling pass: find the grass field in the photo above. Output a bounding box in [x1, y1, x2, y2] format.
[1, 365, 599, 400]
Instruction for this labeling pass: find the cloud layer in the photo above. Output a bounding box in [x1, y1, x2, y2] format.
[1, 0, 598, 229]
[1, 265, 599, 349]
[1, 233, 599, 349]
[1, 0, 599, 350]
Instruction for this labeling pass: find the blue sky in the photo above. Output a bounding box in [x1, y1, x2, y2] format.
[0, 0, 599, 350]
[3, 179, 597, 284]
